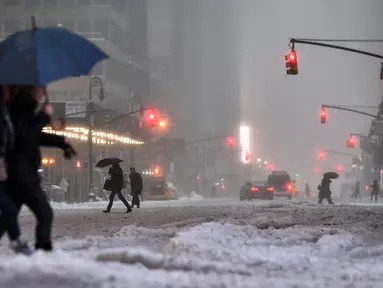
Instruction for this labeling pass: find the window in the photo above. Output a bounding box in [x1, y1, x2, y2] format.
[4, 0, 20, 6]
[60, 20, 74, 31]
[93, 20, 109, 40]
[59, 0, 74, 7]
[77, 0, 91, 5]
[91, 62, 104, 76]
[111, 0, 125, 12]
[42, 19, 58, 27]
[93, 0, 109, 5]
[42, 0, 58, 6]
[25, 0, 41, 7]
[77, 20, 91, 34]
[3, 20, 20, 34]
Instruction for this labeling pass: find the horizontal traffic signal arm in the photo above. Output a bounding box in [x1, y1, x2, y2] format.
[321, 104, 378, 119]
[289, 38, 383, 60]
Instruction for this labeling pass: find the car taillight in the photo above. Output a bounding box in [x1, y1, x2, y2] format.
[251, 187, 259, 191]
[267, 187, 274, 192]
[287, 184, 292, 191]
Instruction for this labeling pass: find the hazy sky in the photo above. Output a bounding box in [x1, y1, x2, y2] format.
[239, 0, 383, 182]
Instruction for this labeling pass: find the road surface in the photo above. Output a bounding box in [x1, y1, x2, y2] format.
[1, 197, 383, 287]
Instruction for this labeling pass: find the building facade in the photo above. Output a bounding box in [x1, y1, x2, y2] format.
[0, 0, 149, 109]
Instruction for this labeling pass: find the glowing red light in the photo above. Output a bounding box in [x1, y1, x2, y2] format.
[321, 110, 325, 117]
[289, 53, 295, 60]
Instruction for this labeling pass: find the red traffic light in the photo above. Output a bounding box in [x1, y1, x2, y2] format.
[320, 107, 326, 124]
[346, 136, 355, 148]
[318, 151, 325, 160]
[245, 151, 251, 162]
[285, 49, 298, 75]
[336, 165, 343, 172]
[315, 168, 320, 173]
[227, 137, 235, 148]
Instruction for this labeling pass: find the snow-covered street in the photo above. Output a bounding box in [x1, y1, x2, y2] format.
[2, 198, 383, 287]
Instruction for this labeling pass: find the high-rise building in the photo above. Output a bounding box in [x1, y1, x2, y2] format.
[169, 0, 240, 140]
[0, 0, 149, 109]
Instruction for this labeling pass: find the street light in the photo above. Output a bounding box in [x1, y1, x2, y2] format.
[88, 76, 104, 199]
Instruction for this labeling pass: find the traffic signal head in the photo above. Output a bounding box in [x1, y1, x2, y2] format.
[318, 151, 325, 160]
[245, 151, 251, 162]
[227, 137, 235, 148]
[346, 136, 355, 148]
[320, 107, 326, 124]
[285, 49, 298, 75]
[104, 114, 110, 127]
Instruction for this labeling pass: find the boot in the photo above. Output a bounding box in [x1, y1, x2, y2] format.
[103, 210, 110, 213]
[125, 207, 132, 213]
[11, 239, 33, 255]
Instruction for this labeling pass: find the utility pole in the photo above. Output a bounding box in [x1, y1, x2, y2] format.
[87, 76, 104, 200]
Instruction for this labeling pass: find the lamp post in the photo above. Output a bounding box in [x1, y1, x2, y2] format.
[87, 76, 104, 200]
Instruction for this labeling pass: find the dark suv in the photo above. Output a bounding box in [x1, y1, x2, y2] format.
[267, 171, 296, 199]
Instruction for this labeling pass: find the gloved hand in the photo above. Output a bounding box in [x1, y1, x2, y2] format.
[62, 139, 77, 160]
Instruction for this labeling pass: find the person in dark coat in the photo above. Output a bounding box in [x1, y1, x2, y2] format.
[0, 86, 31, 254]
[129, 167, 142, 208]
[103, 163, 132, 213]
[0, 85, 77, 252]
[353, 181, 361, 199]
[370, 180, 379, 202]
[318, 176, 334, 204]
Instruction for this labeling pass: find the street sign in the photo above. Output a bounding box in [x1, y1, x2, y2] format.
[65, 101, 87, 118]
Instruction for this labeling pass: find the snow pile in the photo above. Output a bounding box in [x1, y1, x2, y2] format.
[0, 222, 382, 287]
[179, 191, 204, 201]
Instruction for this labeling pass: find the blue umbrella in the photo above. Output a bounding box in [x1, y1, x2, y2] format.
[0, 22, 108, 86]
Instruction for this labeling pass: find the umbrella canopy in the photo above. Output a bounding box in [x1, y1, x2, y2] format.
[0, 25, 108, 85]
[323, 171, 339, 179]
[95, 158, 123, 168]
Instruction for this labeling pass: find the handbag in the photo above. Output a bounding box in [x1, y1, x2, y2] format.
[103, 177, 113, 191]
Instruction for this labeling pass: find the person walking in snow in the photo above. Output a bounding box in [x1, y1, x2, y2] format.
[370, 180, 379, 202]
[318, 176, 334, 205]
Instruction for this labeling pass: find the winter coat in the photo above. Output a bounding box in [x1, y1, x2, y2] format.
[129, 171, 142, 195]
[5, 89, 66, 183]
[108, 165, 124, 191]
[319, 177, 332, 198]
[371, 181, 379, 195]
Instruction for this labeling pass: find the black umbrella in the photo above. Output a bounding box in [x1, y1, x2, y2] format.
[323, 171, 339, 179]
[95, 157, 123, 168]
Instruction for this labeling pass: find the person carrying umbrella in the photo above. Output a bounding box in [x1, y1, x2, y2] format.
[0, 17, 108, 252]
[129, 167, 143, 208]
[102, 161, 132, 213]
[318, 172, 337, 205]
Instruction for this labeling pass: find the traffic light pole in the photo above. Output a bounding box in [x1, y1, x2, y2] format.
[321, 104, 378, 119]
[289, 38, 383, 60]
